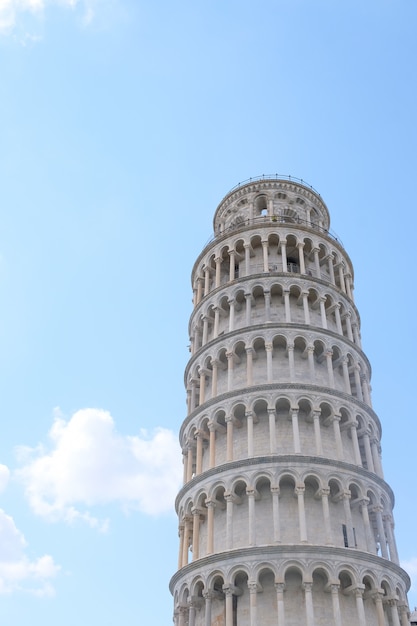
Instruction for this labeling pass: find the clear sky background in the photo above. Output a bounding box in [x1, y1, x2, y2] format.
[0, 1, 416, 624]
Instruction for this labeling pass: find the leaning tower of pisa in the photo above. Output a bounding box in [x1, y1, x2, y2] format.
[170, 176, 410, 626]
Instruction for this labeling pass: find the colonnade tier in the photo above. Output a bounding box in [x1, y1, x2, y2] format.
[191, 226, 354, 310]
[185, 325, 371, 414]
[189, 275, 362, 354]
[175, 456, 396, 568]
[180, 388, 382, 485]
[170, 546, 410, 626]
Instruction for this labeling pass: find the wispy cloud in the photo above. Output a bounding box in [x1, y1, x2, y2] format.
[15, 408, 182, 530]
[0, 466, 59, 595]
[0, 0, 100, 35]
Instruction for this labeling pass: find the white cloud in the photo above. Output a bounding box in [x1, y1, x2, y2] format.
[0, 508, 60, 595]
[0, 0, 99, 34]
[16, 408, 182, 529]
[0, 464, 10, 493]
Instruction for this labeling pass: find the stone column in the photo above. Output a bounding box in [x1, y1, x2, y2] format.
[182, 516, 191, 566]
[190, 379, 197, 412]
[264, 290, 271, 322]
[361, 430, 375, 472]
[247, 411, 254, 456]
[361, 373, 372, 406]
[399, 603, 410, 626]
[330, 584, 342, 626]
[334, 303, 343, 334]
[371, 438, 384, 478]
[215, 256, 221, 288]
[303, 581, 315, 626]
[198, 369, 206, 405]
[245, 292, 252, 326]
[342, 357, 351, 394]
[229, 249, 236, 282]
[262, 240, 269, 272]
[213, 307, 220, 338]
[225, 493, 234, 550]
[266, 342, 273, 382]
[280, 240, 287, 272]
[203, 592, 212, 626]
[182, 449, 188, 484]
[204, 266, 210, 296]
[342, 490, 355, 547]
[188, 602, 196, 626]
[196, 276, 203, 304]
[268, 408, 277, 453]
[275, 582, 286, 626]
[328, 254, 336, 284]
[295, 484, 307, 542]
[271, 486, 281, 543]
[360, 498, 376, 553]
[372, 590, 386, 626]
[177, 606, 187, 626]
[387, 598, 401, 626]
[353, 364, 363, 401]
[302, 291, 311, 324]
[201, 317, 208, 347]
[352, 322, 361, 346]
[326, 351, 335, 387]
[228, 299, 235, 332]
[320, 487, 332, 544]
[224, 587, 234, 626]
[247, 488, 256, 546]
[319, 296, 328, 329]
[211, 359, 218, 397]
[374, 506, 389, 558]
[291, 408, 301, 453]
[244, 243, 251, 276]
[191, 507, 202, 561]
[283, 289, 291, 322]
[226, 351, 234, 391]
[354, 586, 367, 626]
[246, 347, 253, 386]
[307, 345, 315, 381]
[195, 431, 203, 475]
[312, 247, 321, 278]
[288, 343, 295, 381]
[332, 414, 344, 460]
[178, 522, 184, 568]
[345, 272, 353, 299]
[337, 262, 346, 293]
[343, 312, 354, 341]
[208, 422, 216, 469]
[206, 500, 216, 554]
[313, 409, 323, 455]
[186, 442, 194, 482]
[248, 582, 258, 626]
[349, 421, 362, 466]
[383, 514, 400, 564]
[225, 415, 234, 462]
[297, 242, 306, 273]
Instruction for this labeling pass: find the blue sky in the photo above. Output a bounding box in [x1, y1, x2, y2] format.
[0, 0, 416, 623]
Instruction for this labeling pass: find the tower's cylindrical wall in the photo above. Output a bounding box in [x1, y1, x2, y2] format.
[170, 178, 410, 626]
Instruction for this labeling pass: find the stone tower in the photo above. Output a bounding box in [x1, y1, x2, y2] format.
[170, 176, 410, 626]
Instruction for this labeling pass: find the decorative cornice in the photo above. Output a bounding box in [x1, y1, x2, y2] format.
[174, 454, 394, 510]
[169, 544, 410, 592]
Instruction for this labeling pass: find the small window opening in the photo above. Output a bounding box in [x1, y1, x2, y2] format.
[342, 524, 349, 547]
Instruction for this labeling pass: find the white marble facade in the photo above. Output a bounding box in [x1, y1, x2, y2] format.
[170, 176, 410, 626]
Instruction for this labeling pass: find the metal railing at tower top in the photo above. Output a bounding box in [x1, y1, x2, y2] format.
[225, 174, 321, 197]
[203, 214, 343, 248]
